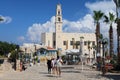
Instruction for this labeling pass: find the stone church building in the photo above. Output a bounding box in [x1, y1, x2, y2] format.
[41, 4, 96, 60]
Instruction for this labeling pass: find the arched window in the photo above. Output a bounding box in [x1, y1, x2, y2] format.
[58, 17, 61, 22]
[58, 11, 60, 15]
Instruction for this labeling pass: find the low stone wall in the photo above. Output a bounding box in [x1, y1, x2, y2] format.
[0, 59, 13, 73]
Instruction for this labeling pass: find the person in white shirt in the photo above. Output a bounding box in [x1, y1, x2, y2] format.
[51, 58, 57, 74]
[56, 56, 63, 77]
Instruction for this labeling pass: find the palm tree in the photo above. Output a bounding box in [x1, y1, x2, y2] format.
[93, 11, 104, 56]
[113, 0, 120, 66]
[104, 12, 115, 58]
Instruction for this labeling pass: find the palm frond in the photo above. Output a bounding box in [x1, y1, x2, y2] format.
[0, 16, 4, 21]
[109, 12, 115, 22]
[115, 18, 118, 23]
[99, 34, 103, 39]
[93, 10, 104, 23]
[99, 11, 104, 18]
[104, 15, 109, 23]
[104, 12, 115, 25]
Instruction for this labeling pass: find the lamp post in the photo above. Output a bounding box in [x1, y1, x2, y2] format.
[80, 37, 84, 55]
[113, 0, 120, 65]
[88, 41, 92, 65]
[93, 45, 97, 61]
[15, 49, 17, 70]
[80, 36, 84, 71]
[25, 48, 27, 62]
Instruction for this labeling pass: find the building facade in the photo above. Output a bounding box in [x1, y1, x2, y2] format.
[41, 4, 97, 60]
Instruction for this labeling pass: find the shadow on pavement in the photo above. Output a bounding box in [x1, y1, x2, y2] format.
[62, 70, 81, 73]
[0, 59, 4, 64]
[84, 74, 102, 79]
[104, 74, 120, 80]
[39, 72, 48, 74]
[61, 66, 74, 69]
[45, 74, 55, 77]
[75, 68, 93, 71]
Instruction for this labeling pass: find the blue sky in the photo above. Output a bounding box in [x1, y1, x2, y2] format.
[0, 0, 117, 49]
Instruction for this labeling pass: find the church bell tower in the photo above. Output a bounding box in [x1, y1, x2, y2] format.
[55, 4, 63, 33]
[54, 4, 63, 50]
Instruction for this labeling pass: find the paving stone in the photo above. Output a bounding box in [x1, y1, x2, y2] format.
[0, 62, 118, 80]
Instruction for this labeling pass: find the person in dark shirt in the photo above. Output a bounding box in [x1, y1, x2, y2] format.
[47, 59, 52, 74]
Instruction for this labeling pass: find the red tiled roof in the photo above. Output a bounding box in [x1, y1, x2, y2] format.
[47, 46, 55, 50]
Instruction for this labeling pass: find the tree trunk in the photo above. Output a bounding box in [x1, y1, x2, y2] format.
[95, 22, 100, 55]
[117, 19, 120, 64]
[109, 25, 114, 58]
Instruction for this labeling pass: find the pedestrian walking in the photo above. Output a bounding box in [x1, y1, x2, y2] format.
[51, 58, 57, 75]
[47, 58, 52, 74]
[56, 56, 63, 77]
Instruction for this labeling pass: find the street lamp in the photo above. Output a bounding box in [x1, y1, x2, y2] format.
[15, 49, 17, 70]
[24, 48, 27, 62]
[113, 0, 120, 65]
[80, 36, 84, 55]
[80, 36, 84, 71]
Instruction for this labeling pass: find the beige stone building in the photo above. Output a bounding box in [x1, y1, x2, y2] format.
[41, 4, 96, 60]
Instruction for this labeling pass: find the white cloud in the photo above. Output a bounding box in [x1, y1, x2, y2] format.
[0, 15, 12, 24]
[17, 36, 25, 41]
[63, 20, 82, 33]
[26, 16, 55, 42]
[63, 14, 95, 33]
[85, 0, 115, 13]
